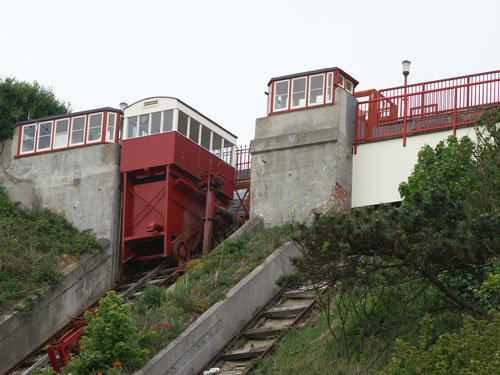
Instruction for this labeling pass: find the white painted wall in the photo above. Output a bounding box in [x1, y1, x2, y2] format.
[352, 127, 478, 208]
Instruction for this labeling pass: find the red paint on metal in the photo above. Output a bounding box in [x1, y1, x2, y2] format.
[355, 71, 500, 148]
[121, 132, 235, 263]
[46, 317, 87, 373]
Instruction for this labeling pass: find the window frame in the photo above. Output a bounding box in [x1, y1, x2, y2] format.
[345, 79, 354, 94]
[20, 123, 37, 155]
[53, 118, 70, 149]
[326, 72, 334, 104]
[291, 77, 308, 109]
[86, 112, 104, 144]
[69, 115, 87, 146]
[106, 112, 117, 142]
[308, 73, 326, 107]
[272, 79, 290, 112]
[36, 120, 54, 152]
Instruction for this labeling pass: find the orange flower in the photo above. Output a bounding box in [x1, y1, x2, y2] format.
[114, 361, 122, 369]
[98, 373, 102, 375]
[154, 324, 158, 331]
[163, 323, 170, 328]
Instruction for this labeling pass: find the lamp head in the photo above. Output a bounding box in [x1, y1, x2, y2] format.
[402, 60, 411, 76]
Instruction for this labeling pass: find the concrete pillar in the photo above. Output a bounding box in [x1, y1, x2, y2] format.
[250, 88, 357, 226]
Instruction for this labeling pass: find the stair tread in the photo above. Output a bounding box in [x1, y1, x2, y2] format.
[243, 325, 284, 338]
[220, 347, 267, 360]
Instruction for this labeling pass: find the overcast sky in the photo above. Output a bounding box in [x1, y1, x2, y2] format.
[1, 0, 499, 145]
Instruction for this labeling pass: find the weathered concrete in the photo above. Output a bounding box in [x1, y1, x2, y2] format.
[133, 241, 301, 375]
[0, 128, 122, 374]
[250, 88, 356, 226]
[226, 214, 264, 241]
[0, 249, 114, 375]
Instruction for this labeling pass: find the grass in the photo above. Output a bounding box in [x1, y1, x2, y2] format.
[0, 186, 101, 313]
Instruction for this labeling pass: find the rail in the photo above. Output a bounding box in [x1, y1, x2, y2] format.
[355, 72, 500, 153]
[235, 145, 251, 183]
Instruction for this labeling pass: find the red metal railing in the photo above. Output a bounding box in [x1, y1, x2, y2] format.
[235, 145, 251, 182]
[355, 70, 500, 153]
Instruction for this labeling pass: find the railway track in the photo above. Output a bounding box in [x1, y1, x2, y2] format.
[198, 285, 326, 375]
[7, 262, 180, 375]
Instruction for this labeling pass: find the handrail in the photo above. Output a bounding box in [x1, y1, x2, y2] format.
[354, 75, 500, 153]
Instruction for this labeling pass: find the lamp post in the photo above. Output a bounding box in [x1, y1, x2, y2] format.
[402, 60, 411, 147]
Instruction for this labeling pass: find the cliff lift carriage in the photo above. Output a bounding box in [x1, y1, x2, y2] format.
[120, 97, 239, 264]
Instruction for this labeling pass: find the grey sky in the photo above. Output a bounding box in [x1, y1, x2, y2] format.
[1, 0, 499, 145]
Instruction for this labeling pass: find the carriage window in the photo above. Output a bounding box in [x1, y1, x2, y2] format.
[178, 111, 188, 136]
[71, 116, 86, 145]
[151, 112, 161, 134]
[309, 74, 324, 105]
[291, 77, 307, 108]
[212, 133, 222, 157]
[54, 119, 69, 148]
[163, 110, 173, 132]
[37, 121, 53, 150]
[127, 116, 137, 139]
[107, 113, 116, 141]
[189, 118, 200, 143]
[139, 114, 149, 137]
[21, 124, 36, 153]
[326, 72, 333, 103]
[87, 113, 103, 142]
[223, 140, 233, 164]
[201, 125, 211, 149]
[273, 80, 289, 111]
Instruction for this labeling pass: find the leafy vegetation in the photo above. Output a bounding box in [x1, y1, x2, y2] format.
[277, 107, 500, 373]
[0, 187, 100, 312]
[63, 226, 291, 374]
[0, 77, 69, 140]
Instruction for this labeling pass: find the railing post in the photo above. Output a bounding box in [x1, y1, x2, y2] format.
[453, 87, 458, 136]
[403, 76, 408, 147]
[354, 103, 359, 154]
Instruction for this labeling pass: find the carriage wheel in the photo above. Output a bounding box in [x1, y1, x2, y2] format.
[173, 240, 190, 265]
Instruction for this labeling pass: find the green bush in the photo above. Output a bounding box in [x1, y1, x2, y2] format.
[385, 314, 500, 375]
[135, 285, 167, 315]
[64, 292, 148, 375]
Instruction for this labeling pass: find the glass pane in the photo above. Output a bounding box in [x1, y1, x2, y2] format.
[54, 119, 69, 148]
[189, 118, 200, 143]
[151, 112, 161, 134]
[163, 110, 173, 132]
[139, 114, 149, 137]
[346, 80, 353, 93]
[24, 124, 36, 138]
[127, 116, 137, 138]
[223, 140, 233, 164]
[327, 73, 333, 102]
[38, 122, 52, 150]
[338, 75, 345, 87]
[39, 122, 52, 136]
[212, 133, 222, 157]
[22, 138, 34, 153]
[309, 75, 324, 104]
[21, 125, 36, 153]
[107, 113, 116, 141]
[88, 126, 101, 142]
[274, 81, 289, 110]
[89, 113, 103, 128]
[201, 126, 210, 149]
[72, 130, 84, 144]
[72, 117, 85, 131]
[292, 77, 307, 107]
[178, 111, 188, 136]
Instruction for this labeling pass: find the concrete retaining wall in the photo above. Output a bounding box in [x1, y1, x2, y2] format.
[0, 249, 116, 375]
[134, 240, 301, 375]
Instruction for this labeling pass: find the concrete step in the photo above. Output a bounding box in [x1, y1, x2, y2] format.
[242, 325, 284, 339]
[262, 304, 310, 318]
[284, 289, 316, 299]
[220, 347, 267, 361]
